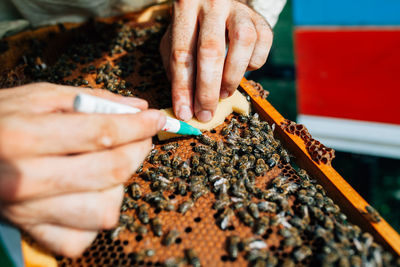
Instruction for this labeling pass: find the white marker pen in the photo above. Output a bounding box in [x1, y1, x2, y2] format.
[73, 93, 201, 136]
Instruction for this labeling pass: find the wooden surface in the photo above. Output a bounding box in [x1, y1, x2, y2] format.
[240, 78, 400, 256]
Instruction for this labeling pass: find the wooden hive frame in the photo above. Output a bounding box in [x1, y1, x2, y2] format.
[0, 3, 398, 265]
[239, 78, 400, 256]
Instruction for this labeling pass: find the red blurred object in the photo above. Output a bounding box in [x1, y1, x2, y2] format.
[294, 28, 400, 158]
[295, 28, 400, 125]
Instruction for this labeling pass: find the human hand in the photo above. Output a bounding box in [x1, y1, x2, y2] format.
[160, 0, 272, 122]
[0, 83, 165, 257]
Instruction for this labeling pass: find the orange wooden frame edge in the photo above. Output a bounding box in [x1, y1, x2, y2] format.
[240, 77, 400, 256]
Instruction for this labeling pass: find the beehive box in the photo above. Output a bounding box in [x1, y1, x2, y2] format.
[0, 4, 399, 267]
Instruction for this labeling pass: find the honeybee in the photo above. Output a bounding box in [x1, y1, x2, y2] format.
[185, 249, 201, 267]
[177, 181, 187, 195]
[180, 162, 191, 178]
[221, 124, 233, 136]
[281, 182, 299, 195]
[238, 209, 254, 227]
[191, 155, 200, 167]
[121, 196, 137, 211]
[109, 226, 124, 240]
[218, 208, 234, 230]
[267, 153, 280, 168]
[213, 194, 230, 211]
[146, 148, 158, 161]
[271, 176, 288, 188]
[254, 216, 270, 235]
[365, 205, 381, 223]
[248, 203, 260, 219]
[171, 156, 181, 169]
[162, 229, 179, 246]
[141, 168, 157, 181]
[130, 183, 142, 200]
[236, 114, 248, 123]
[257, 201, 276, 213]
[137, 204, 149, 224]
[151, 217, 163, 237]
[198, 134, 216, 147]
[193, 145, 212, 154]
[280, 148, 290, 163]
[162, 142, 179, 151]
[164, 258, 186, 267]
[293, 246, 312, 262]
[160, 153, 171, 166]
[178, 200, 193, 214]
[228, 235, 240, 259]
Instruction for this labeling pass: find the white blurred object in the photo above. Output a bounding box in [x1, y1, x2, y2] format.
[298, 114, 400, 159]
[249, 0, 287, 28]
[7, 0, 286, 28]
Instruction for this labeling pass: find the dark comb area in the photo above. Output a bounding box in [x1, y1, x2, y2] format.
[1, 10, 399, 267]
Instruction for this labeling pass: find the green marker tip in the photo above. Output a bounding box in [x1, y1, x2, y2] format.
[178, 121, 202, 136]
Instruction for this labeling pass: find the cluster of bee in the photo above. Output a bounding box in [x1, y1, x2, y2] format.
[245, 80, 269, 100]
[280, 119, 335, 165]
[7, 15, 399, 267]
[21, 19, 169, 101]
[114, 111, 399, 267]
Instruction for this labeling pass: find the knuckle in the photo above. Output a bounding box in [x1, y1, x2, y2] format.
[109, 149, 133, 182]
[34, 82, 52, 89]
[34, 82, 60, 93]
[93, 119, 118, 149]
[232, 25, 257, 45]
[101, 198, 120, 229]
[222, 77, 239, 91]
[59, 237, 92, 258]
[198, 40, 224, 59]
[1, 204, 26, 224]
[172, 49, 193, 67]
[197, 91, 218, 107]
[141, 100, 149, 110]
[258, 26, 273, 43]
[0, 116, 30, 158]
[101, 210, 119, 229]
[249, 55, 267, 69]
[249, 60, 265, 70]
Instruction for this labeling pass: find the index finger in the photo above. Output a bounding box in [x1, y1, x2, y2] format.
[170, 0, 199, 121]
[194, 4, 229, 122]
[0, 110, 165, 158]
[0, 83, 148, 115]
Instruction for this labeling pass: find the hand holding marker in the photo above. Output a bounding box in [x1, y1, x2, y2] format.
[74, 93, 202, 136]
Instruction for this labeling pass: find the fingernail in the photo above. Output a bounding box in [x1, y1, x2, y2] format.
[178, 105, 193, 121]
[220, 89, 229, 99]
[197, 110, 212, 122]
[156, 112, 166, 129]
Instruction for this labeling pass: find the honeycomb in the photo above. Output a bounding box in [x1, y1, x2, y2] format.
[1, 12, 399, 267]
[280, 119, 335, 165]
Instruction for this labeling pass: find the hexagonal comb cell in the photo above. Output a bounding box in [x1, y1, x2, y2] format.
[4, 15, 398, 267]
[280, 119, 335, 165]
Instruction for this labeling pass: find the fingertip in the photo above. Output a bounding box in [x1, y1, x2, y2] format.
[220, 89, 230, 99]
[196, 110, 213, 122]
[176, 105, 193, 121]
[145, 109, 167, 131]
